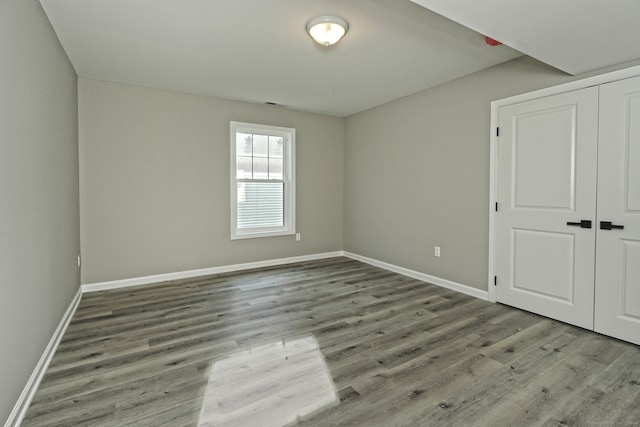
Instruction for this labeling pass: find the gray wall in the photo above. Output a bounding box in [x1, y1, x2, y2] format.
[0, 0, 79, 423]
[343, 57, 584, 291]
[78, 79, 344, 284]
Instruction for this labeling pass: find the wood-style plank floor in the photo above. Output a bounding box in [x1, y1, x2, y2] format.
[22, 257, 640, 426]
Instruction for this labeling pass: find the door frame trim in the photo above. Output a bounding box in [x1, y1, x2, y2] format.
[488, 64, 640, 303]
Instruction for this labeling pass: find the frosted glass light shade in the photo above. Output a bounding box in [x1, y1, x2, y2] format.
[306, 16, 349, 46]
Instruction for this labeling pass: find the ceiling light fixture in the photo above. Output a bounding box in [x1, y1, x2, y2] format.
[306, 16, 349, 46]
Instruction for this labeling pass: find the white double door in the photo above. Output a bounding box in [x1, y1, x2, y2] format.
[496, 75, 640, 345]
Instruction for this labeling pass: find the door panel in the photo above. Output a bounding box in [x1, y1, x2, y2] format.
[513, 106, 577, 210]
[496, 87, 599, 329]
[626, 96, 640, 212]
[512, 229, 575, 302]
[622, 241, 640, 319]
[594, 75, 640, 345]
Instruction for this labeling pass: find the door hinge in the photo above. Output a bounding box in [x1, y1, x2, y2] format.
[494, 276, 497, 286]
[495, 202, 498, 212]
[496, 127, 500, 137]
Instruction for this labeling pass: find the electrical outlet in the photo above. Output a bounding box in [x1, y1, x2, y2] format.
[434, 246, 441, 257]
[296, 233, 301, 241]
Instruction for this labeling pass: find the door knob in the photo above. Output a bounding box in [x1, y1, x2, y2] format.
[600, 221, 624, 230]
[566, 220, 592, 229]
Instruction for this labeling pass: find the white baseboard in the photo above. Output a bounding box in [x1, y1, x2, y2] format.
[5, 287, 83, 427]
[343, 251, 489, 301]
[82, 251, 345, 293]
[82, 251, 488, 302]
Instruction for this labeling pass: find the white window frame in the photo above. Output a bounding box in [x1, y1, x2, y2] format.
[230, 121, 296, 240]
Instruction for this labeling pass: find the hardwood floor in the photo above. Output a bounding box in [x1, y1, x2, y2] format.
[22, 257, 640, 426]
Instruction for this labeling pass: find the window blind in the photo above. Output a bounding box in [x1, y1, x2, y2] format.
[237, 182, 285, 229]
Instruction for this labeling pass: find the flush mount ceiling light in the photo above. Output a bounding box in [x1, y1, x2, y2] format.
[306, 16, 349, 46]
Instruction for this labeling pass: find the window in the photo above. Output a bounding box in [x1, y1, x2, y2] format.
[230, 121, 295, 239]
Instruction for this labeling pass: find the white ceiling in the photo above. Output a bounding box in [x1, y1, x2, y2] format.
[410, 0, 640, 76]
[38, 0, 521, 117]
[38, 0, 640, 117]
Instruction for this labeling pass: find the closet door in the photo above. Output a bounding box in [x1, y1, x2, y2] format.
[594, 75, 640, 345]
[495, 87, 599, 329]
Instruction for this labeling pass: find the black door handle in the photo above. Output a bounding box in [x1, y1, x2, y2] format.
[566, 220, 592, 229]
[600, 221, 624, 230]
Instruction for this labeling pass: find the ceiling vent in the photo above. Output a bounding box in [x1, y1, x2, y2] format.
[265, 101, 287, 108]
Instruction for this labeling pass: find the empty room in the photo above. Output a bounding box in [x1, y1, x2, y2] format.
[2, 0, 640, 426]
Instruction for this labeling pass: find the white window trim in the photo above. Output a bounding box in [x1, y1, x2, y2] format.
[230, 121, 296, 240]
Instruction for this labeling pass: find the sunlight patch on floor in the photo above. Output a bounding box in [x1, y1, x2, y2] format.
[198, 335, 338, 427]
